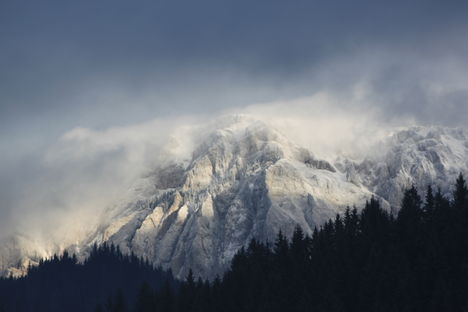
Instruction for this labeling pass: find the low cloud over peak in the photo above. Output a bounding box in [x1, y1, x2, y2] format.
[0, 0, 467, 261]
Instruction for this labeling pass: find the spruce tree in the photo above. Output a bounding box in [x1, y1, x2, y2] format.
[397, 185, 423, 232]
[424, 185, 435, 218]
[453, 173, 467, 209]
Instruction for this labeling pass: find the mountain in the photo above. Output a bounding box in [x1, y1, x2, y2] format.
[85, 116, 376, 278]
[336, 126, 468, 207]
[1, 116, 467, 278]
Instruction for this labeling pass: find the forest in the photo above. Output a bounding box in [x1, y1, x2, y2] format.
[1, 174, 467, 312]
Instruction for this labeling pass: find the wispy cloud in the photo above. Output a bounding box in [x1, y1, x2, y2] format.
[1, 0, 467, 259]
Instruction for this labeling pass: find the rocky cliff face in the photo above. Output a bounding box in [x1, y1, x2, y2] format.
[336, 126, 468, 207]
[2, 117, 467, 278]
[86, 118, 375, 278]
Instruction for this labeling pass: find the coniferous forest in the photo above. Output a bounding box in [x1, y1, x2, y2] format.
[0, 244, 177, 312]
[1, 174, 468, 312]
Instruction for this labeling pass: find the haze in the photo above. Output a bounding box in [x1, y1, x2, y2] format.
[1, 0, 468, 248]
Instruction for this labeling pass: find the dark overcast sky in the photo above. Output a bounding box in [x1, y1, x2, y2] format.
[2, 0, 468, 129]
[1, 0, 468, 209]
[0, 0, 468, 238]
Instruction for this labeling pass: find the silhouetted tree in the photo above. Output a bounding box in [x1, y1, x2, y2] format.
[3, 176, 468, 312]
[454, 173, 467, 209]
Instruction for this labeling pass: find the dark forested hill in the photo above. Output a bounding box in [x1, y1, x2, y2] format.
[1, 174, 468, 312]
[0, 244, 177, 312]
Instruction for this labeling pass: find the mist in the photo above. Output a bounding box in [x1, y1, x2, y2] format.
[1, 0, 468, 262]
[0, 93, 411, 251]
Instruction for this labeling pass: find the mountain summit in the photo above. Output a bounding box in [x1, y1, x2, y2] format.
[87, 117, 375, 278]
[2, 116, 467, 278]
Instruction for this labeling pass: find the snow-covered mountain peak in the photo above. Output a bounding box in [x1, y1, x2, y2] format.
[338, 126, 468, 206]
[1, 117, 466, 279]
[191, 115, 334, 171]
[77, 117, 369, 278]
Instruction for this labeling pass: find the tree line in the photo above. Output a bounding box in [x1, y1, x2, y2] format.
[1, 174, 467, 311]
[0, 243, 176, 311]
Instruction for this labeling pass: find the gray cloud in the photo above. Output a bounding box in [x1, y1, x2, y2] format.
[1, 0, 468, 239]
[1, 0, 468, 128]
